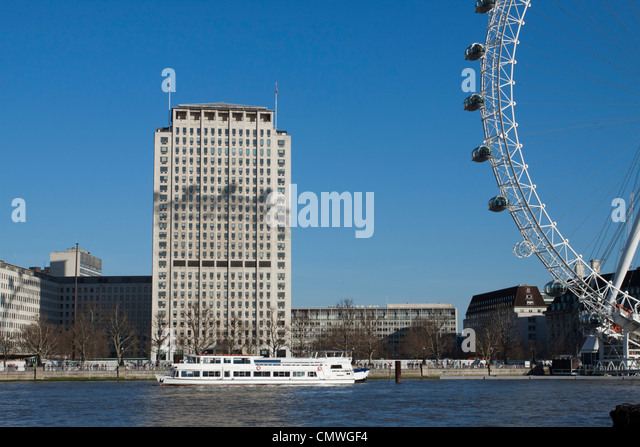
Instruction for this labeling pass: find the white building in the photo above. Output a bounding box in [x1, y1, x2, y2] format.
[0, 261, 59, 338]
[152, 102, 292, 360]
[292, 303, 458, 355]
[49, 247, 102, 277]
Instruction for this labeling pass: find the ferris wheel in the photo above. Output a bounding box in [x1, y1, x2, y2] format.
[465, 0, 640, 367]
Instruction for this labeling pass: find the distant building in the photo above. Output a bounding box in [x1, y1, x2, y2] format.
[0, 257, 151, 358]
[54, 275, 152, 346]
[292, 303, 458, 356]
[544, 293, 581, 357]
[49, 247, 102, 277]
[0, 261, 59, 337]
[544, 267, 640, 358]
[464, 285, 548, 358]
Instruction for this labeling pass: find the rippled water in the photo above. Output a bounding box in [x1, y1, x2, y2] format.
[0, 378, 638, 427]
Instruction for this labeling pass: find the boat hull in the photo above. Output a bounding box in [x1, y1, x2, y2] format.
[353, 368, 370, 383]
[156, 374, 354, 386]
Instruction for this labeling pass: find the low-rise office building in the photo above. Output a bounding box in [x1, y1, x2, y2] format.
[0, 261, 60, 337]
[0, 258, 151, 357]
[292, 303, 458, 356]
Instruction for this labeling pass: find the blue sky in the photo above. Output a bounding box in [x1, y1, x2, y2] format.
[2, 1, 639, 328]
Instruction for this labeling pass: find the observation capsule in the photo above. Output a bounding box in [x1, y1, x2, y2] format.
[544, 280, 568, 298]
[475, 0, 496, 14]
[488, 195, 509, 212]
[465, 43, 486, 61]
[464, 94, 485, 112]
[471, 145, 492, 162]
[580, 312, 604, 328]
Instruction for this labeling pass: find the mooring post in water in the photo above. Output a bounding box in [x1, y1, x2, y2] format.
[395, 360, 401, 384]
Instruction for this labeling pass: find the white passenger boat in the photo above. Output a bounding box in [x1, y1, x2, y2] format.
[155, 351, 369, 386]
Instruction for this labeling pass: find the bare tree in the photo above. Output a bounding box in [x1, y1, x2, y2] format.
[399, 316, 452, 365]
[474, 323, 499, 375]
[241, 321, 258, 355]
[492, 308, 521, 364]
[0, 331, 18, 369]
[103, 302, 136, 368]
[19, 315, 58, 366]
[182, 302, 217, 355]
[151, 311, 169, 365]
[355, 309, 381, 364]
[472, 308, 520, 375]
[220, 315, 243, 355]
[73, 303, 106, 367]
[291, 310, 313, 357]
[320, 299, 357, 353]
[263, 306, 290, 357]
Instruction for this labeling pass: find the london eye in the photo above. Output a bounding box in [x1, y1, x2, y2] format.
[466, 0, 640, 372]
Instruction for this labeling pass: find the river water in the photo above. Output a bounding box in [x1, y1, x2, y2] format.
[0, 378, 638, 427]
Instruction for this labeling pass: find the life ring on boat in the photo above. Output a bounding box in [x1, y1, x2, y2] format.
[256, 366, 261, 371]
[317, 366, 322, 371]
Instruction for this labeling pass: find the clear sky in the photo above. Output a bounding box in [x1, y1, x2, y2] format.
[2, 1, 639, 329]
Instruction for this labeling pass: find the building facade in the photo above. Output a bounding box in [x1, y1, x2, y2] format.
[291, 303, 458, 356]
[464, 285, 549, 357]
[1, 259, 151, 358]
[49, 247, 102, 277]
[54, 275, 151, 339]
[152, 103, 292, 360]
[0, 261, 59, 338]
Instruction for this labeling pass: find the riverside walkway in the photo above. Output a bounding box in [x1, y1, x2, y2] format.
[0, 366, 531, 381]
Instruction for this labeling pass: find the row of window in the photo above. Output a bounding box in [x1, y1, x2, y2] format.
[156, 261, 287, 269]
[164, 282, 283, 290]
[162, 272, 282, 280]
[172, 127, 272, 137]
[177, 370, 317, 378]
[173, 137, 274, 147]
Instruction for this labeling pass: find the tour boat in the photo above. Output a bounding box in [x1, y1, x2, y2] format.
[155, 351, 369, 386]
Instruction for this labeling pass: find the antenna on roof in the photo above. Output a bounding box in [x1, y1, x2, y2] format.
[275, 82, 278, 129]
[161, 68, 176, 126]
[168, 78, 172, 126]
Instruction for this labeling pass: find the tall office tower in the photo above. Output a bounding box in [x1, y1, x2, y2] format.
[152, 103, 291, 361]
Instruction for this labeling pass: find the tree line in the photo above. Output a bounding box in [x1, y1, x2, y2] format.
[291, 300, 550, 368]
[0, 301, 142, 368]
[291, 299, 460, 363]
[150, 303, 291, 363]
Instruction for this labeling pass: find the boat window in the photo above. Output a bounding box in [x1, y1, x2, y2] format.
[254, 371, 271, 377]
[273, 371, 290, 377]
[308, 371, 317, 377]
[203, 371, 221, 377]
[292, 371, 305, 377]
[224, 358, 231, 363]
[180, 370, 200, 377]
[255, 359, 281, 364]
[330, 365, 342, 369]
[233, 358, 250, 364]
[233, 371, 251, 377]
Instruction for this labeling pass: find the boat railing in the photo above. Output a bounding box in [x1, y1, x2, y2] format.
[309, 351, 353, 360]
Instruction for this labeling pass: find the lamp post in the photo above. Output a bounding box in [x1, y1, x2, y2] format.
[73, 242, 78, 361]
